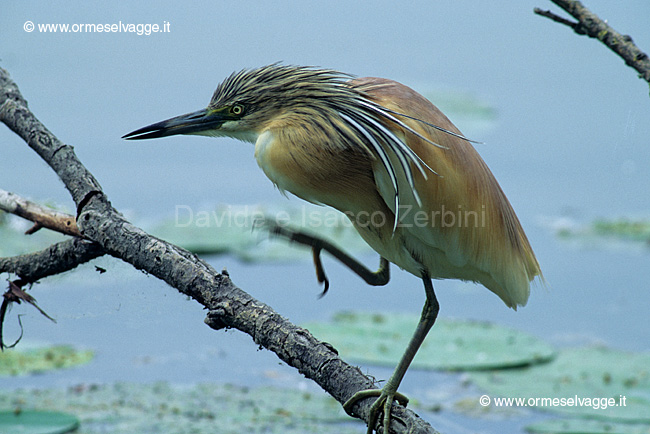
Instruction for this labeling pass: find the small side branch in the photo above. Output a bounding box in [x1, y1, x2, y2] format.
[0, 238, 105, 284]
[534, 7, 580, 28]
[0, 189, 81, 237]
[535, 0, 650, 85]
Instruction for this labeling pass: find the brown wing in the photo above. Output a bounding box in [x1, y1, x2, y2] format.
[353, 77, 542, 308]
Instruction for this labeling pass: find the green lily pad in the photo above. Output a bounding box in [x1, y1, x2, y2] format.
[0, 345, 93, 376]
[552, 217, 650, 247]
[469, 346, 650, 422]
[591, 218, 650, 241]
[0, 383, 361, 434]
[526, 417, 650, 434]
[150, 203, 372, 261]
[304, 311, 556, 371]
[0, 410, 79, 434]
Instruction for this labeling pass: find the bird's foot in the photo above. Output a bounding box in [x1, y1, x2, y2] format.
[343, 388, 409, 434]
[254, 217, 331, 294]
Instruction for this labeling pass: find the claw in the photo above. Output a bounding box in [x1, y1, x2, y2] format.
[312, 247, 331, 297]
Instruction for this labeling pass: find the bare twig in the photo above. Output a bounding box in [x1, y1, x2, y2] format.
[0, 189, 81, 237]
[535, 0, 650, 85]
[0, 66, 437, 434]
[533, 7, 580, 28]
[0, 314, 24, 350]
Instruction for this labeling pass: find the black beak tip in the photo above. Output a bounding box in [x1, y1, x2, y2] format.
[121, 125, 164, 140]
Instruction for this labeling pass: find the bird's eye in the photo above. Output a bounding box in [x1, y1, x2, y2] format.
[230, 104, 244, 116]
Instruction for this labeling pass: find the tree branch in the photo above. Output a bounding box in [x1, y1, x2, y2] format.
[0, 67, 438, 433]
[535, 0, 650, 86]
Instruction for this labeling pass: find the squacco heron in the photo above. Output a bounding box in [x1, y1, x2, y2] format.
[123, 64, 542, 433]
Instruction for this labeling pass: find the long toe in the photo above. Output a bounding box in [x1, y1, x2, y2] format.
[366, 394, 385, 434]
[382, 392, 395, 434]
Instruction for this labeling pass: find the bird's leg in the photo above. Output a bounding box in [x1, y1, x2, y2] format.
[262, 220, 390, 295]
[343, 274, 439, 434]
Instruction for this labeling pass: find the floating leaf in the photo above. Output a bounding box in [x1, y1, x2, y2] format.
[0, 410, 79, 434]
[150, 203, 372, 261]
[0, 345, 93, 376]
[304, 311, 555, 371]
[0, 383, 361, 434]
[469, 346, 650, 422]
[591, 218, 650, 242]
[549, 216, 650, 248]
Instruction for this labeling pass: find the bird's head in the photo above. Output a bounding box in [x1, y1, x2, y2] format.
[122, 64, 354, 143]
